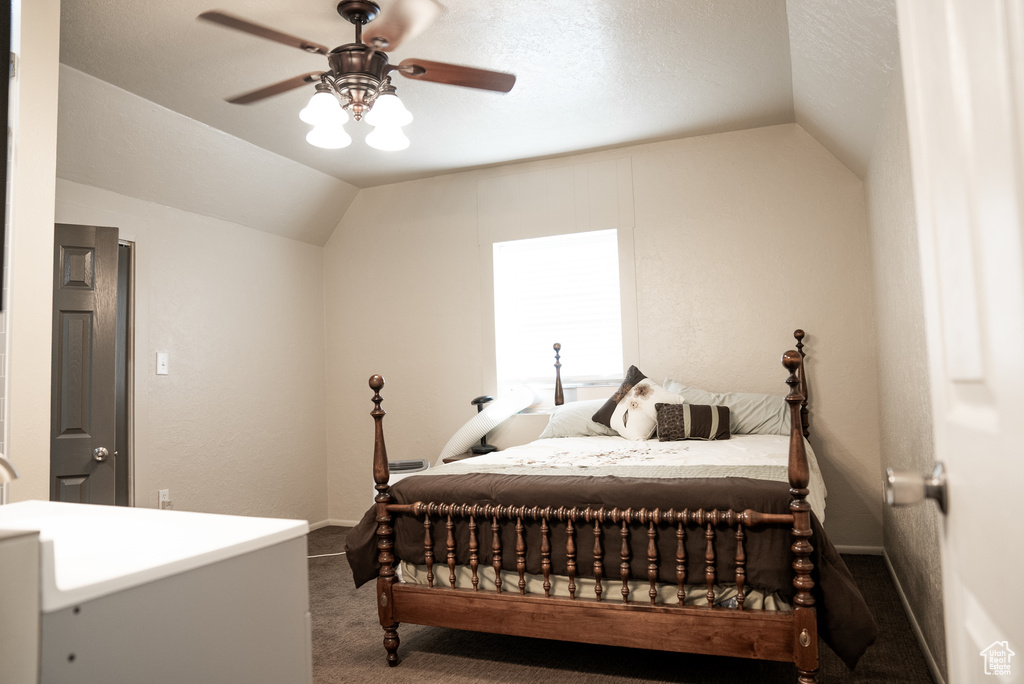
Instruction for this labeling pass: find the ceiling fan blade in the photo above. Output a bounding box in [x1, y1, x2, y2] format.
[362, 0, 441, 51]
[397, 59, 516, 93]
[198, 11, 330, 56]
[226, 72, 325, 104]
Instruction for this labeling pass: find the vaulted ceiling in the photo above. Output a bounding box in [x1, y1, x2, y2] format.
[56, 0, 899, 243]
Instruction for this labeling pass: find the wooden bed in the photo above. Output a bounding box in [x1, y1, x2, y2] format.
[354, 330, 863, 683]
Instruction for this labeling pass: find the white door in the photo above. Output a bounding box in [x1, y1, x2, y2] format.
[898, 2, 1024, 682]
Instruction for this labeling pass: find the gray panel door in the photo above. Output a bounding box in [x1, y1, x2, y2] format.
[50, 224, 119, 504]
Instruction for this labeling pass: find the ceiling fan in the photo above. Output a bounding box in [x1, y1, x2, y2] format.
[198, 0, 516, 151]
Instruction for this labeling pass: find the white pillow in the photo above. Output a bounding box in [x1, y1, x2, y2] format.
[662, 379, 791, 435]
[606, 378, 684, 440]
[538, 399, 621, 439]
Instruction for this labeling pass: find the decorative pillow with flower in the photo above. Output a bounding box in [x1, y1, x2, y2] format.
[592, 366, 683, 440]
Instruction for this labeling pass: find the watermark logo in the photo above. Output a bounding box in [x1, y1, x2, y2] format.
[981, 641, 1015, 676]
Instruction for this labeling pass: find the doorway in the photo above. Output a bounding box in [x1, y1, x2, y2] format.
[50, 224, 133, 506]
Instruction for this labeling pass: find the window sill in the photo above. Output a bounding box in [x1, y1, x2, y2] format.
[519, 382, 617, 412]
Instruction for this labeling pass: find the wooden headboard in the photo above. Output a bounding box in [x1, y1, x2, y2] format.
[550, 329, 810, 436]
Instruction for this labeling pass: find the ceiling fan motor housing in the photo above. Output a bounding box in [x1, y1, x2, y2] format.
[327, 44, 390, 118]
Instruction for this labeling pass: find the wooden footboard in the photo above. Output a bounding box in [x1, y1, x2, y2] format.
[368, 330, 817, 683]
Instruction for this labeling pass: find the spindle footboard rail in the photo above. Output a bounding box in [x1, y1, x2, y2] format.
[368, 332, 818, 683]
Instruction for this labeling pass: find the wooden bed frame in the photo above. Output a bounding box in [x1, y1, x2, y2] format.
[368, 330, 817, 683]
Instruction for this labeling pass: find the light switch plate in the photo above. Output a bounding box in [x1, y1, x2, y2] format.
[156, 352, 169, 375]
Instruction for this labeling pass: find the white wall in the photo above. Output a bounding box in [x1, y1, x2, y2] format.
[634, 125, 881, 548]
[865, 65, 946, 677]
[6, 4, 329, 520]
[55, 180, 329, 523]
[8, 0, 329, 522]
[6, 0, 60, 501]
[324, 123, 884, 548]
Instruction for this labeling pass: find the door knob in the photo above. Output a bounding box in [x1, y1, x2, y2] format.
[93, 447, 109, 462]
[885, 462, 947, 514]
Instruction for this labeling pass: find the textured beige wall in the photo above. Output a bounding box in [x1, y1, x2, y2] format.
[54, 180, 329, 523]
[324, 123, 884, 549]
[865, 66, 947, 677]
[323, 173, 485, 520]
[631, 125, 882, 548]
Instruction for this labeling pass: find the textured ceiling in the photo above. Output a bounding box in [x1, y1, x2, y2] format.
[787, 0, 899, 177]
[59, 0, 797, 189]
[56, 1, 900, 243]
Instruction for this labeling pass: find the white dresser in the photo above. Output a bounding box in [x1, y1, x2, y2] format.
[0, 501, 312, 684]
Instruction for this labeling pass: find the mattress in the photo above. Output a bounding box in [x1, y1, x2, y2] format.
[425, 433, 827, 522]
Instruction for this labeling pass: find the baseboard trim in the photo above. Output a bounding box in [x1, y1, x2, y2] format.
[882, 550, 947, 684]
[835, 544, 883, 555]
[309, 518, 360, 529]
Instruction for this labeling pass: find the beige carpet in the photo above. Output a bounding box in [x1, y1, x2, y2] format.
[307, 526, 936, 684]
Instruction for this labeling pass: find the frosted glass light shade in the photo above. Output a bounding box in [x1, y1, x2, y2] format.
[299, 91, 347, 126]
[365, 124, 410, 151]
[306, 121, 352, 149]
[364, 92, 413, 127]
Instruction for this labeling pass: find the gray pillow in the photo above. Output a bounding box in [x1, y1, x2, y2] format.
[662, 379, 791, 435]
[539, 399, 621, 439]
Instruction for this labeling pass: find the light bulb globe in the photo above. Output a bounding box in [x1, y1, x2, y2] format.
[365, 92, 413, 128]
[306, 121, 352, 149]
[365, 124, 410, 151]
[299, 91, 347, 126]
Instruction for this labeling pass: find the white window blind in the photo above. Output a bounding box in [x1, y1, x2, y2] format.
[493, 229, 623, 388]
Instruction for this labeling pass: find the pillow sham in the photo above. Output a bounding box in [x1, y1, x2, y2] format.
[655, 403, 731, 441]
[593, 366, 683, 440]
[538, 399, 621, 439]
[662, 379, 790, 435]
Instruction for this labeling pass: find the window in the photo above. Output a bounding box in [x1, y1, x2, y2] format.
[493, 229, 623, 390]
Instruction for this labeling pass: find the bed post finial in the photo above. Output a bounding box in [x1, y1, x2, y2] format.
[553, 343, 564, 406]
[369, 374, 400, 666]
[794, 330, 809, 438]
[782, 351, 818, 682]
[371, 374, 389, 491]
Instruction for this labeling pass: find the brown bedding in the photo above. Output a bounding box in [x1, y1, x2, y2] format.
[346, 472, 877, 669]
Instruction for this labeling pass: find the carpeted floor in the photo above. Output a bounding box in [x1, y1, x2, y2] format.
[307, 526, 936, 683]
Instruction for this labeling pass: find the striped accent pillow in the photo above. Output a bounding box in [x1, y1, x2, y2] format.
[655, 403, 731, 441]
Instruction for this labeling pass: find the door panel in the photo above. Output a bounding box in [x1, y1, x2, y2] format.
[56, 311, 94, 435]
[898, 1, 1024, 681]
[51, 224, 119, 505]
[56, 475, 90, 504]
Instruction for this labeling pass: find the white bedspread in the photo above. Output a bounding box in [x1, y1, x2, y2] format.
[431, 434, 827, 522]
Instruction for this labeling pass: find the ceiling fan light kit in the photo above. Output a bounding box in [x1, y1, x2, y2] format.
[363, 82, 413, 128]
[298, 83, 349, 126]
[306, 119, 353, 149]
[198, 0, 515, 153]
[365, 124, 411, 151]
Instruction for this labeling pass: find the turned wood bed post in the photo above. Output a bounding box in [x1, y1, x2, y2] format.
[370, 375, 400, 666]
[794, 329, 810, 438]
[553, 343, 564, 406]
[783, 352, 818, 683]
